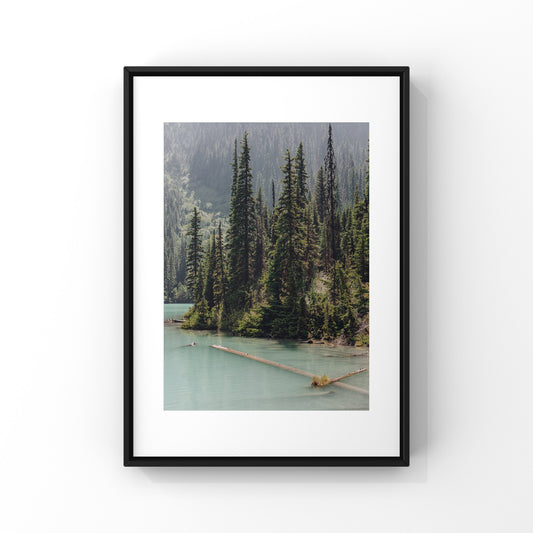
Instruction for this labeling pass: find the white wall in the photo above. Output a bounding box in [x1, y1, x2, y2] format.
[1, 1, 531, 531]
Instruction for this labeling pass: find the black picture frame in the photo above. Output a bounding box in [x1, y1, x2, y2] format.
[124, 66, 409, 467]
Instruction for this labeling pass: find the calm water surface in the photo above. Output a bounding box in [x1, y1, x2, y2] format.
[164, 303, 369, 410]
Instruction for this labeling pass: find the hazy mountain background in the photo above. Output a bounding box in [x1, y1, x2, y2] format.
[164, 122, 369, 216]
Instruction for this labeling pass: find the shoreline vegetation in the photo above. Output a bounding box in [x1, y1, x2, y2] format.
[165, 315, 369, 349]
[166, 124, 369, 347]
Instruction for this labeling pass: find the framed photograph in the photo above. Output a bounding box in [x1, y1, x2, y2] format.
[124, 66, 409, 466]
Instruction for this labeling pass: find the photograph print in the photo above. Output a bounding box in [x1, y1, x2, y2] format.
[164, 122, 370, 411]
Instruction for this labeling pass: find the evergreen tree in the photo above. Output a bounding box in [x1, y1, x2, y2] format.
[323, 124, 339, 271]
[213, 222, 226, 307]
[314, 166, 326, 223]
[331, 261, 357, 341]
[351, 150, 369, 284]
[164, 249, 176, 303]
[225, 138, 239, 289]
[303, 205, 318, 287]
[226, 132, 256, 310]
[177, 238, 187, 284]
[266, 150, 306, 337]
[252, 189, 266, 286]
[363, 141, 369, 208]
[294, 142, 309, 215]
[269, 184, 279, 251]
[225, 139, 238, 288]
[340, 206, 355, 266]
[318, 220, 328, 271]
[185, 207, 204, 301]
[194, 259, 206, 305]
[203, 231, 216, 308]
[230, 138, 238, 202]
[238, 132, 255, 283]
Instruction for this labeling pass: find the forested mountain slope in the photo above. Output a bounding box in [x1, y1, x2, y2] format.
[165, 123, 368, 214]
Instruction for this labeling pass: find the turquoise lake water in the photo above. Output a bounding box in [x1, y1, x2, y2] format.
[164, 303, 369, 410]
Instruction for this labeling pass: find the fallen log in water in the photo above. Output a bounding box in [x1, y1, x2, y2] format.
[311, 368, 367, 388]
[210, 344, 368, 395]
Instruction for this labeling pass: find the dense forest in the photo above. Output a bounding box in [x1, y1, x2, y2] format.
[164, 123, 369, 345]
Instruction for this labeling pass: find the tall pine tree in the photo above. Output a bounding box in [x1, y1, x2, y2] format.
[314, 166, 326, 223]
[266, 150, 306, 337]
[252, 188, 266, 287]
[185, 207, 204, 301]
[213, 221, 226, 307]
[294, 142, 309, 219]
[324, 124, 339, 271]
[227, 132, 256, 311]
[203, 231, 216, 308]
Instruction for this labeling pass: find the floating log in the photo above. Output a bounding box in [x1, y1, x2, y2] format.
[211, 344, 315, 377]
[210, 344, 368, 395]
